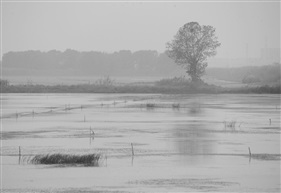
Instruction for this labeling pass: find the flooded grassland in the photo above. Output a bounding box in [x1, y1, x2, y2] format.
[1, 93, 280, 192]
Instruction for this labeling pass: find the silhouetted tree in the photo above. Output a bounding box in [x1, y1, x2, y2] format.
[166, 22, 221, 82]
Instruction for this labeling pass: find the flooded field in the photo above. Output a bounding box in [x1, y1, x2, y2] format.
[1, 93, 280, 192]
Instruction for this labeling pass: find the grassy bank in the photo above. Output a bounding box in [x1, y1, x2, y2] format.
[222, 85, 281, 94]
[1, 78, 280, 94]
[0, 83, 221, 94]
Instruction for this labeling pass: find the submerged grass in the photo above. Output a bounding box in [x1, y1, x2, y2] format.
[30, 153, 101, 166]
[224, 121, 236, 129]
[250, 154, 281, 161]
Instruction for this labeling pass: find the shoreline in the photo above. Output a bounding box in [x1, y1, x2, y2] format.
[1, 83, 280, 94]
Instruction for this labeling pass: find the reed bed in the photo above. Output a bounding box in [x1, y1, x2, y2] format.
[30, 153, 101, 166]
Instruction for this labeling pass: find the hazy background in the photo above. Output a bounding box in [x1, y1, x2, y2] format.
[3, 1, 280, 57]
[1, 1, 280, 85]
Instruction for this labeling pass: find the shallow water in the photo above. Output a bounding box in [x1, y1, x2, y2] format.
[1, 93, 280, 192]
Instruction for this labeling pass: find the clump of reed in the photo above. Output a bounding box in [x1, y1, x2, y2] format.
[172, 103, 180, 109]
[155, 76, 190, 87]
[94, 76, 115, 87]
[146, 103, 156, 108]
[30, 153, 101, 166]
[224, 120, 236, 128]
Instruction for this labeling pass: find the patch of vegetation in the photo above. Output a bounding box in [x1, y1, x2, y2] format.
[30, 153, 101, 166]
[224, 84, 281, 94]
[250, 154, 281, 161]
[94, 76, 115, 87]
[1, 77, 280, 94]
[207, 63, 281, 84]
[146, 103, 156, 108]
[0, 79, 10, 87]
[224, 121, 236, 129]
[129, 178, 239, 191]
[155, 76, 190, 87]
[172, 103, 180, 108]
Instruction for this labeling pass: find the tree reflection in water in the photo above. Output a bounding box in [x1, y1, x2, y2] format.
[174, 124, 214, 156]
[173, 102, 216, 165]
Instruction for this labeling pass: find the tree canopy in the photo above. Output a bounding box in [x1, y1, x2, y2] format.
[166, 22, 221, 82]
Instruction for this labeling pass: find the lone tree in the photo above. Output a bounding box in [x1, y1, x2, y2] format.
[166, 22, 221, 82]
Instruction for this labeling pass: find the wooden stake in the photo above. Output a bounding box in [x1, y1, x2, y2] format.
[131, 155, 134, 166]
[131, 143, 134, 156]
[89, 127, 92, 145]
[248, 147, 251, 157]
[19, 146, 21, 164]
[269, 119, 271, 125]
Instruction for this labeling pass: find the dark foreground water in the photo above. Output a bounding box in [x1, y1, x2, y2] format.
[1, 93, 280, 192]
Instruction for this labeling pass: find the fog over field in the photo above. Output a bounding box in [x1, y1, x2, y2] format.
[2, 1, 280, 85]
[1, 1, 280, 193]
[2, 1, 280, 58]
[2, 49, 280, 87]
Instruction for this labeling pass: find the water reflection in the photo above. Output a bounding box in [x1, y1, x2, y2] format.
[173, 101, 216, 164]
[188, 102, 202, 115]
[174, 124, 214, 156]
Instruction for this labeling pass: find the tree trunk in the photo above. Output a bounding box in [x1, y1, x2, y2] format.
[189, 63, 199, 82]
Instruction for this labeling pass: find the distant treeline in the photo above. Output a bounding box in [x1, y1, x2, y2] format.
[2, 49, 181, 77]
[206, 63, 281, 84]
[3, 49, 280, 85]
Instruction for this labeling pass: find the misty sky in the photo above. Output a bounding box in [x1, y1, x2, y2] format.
[2, 1, 280, 58]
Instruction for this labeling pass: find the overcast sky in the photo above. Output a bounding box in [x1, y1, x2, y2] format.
[2, 1, 280, 58]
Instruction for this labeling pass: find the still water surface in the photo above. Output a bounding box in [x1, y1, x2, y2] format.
[1, 94, 280, 192]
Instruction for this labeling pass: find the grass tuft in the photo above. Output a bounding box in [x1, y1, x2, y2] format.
[172, 103, 180, 108]
[224, 120, 236, 129]
[146, 103, 156, 108]
[30, 153, 101, 166]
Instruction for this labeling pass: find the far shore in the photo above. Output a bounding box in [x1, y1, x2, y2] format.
[1, 80, 280, 94]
